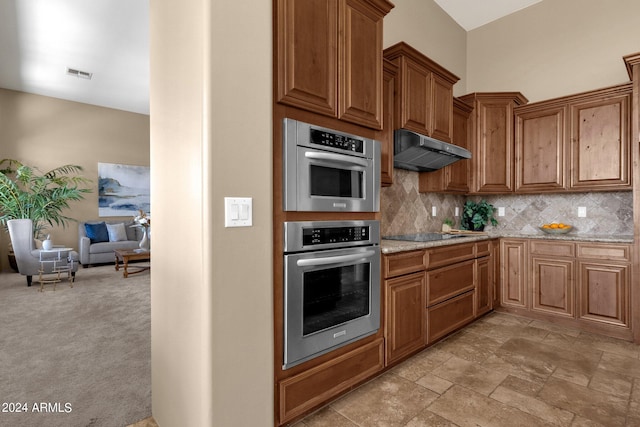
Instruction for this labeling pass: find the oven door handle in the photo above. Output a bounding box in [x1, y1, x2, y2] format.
[304, 151, 369, 169]
[296, 250, 377, 267]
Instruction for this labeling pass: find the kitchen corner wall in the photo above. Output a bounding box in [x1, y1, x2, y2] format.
[381, 169, 465, 236]
[381, 169, 633, 237]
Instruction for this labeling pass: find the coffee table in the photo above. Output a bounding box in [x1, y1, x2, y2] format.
[114, 249, 151, 278]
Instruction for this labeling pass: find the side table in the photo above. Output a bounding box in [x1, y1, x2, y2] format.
[38, 248, 75, 292]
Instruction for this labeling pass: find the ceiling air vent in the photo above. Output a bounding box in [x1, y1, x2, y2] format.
[66, 67, 93, 80]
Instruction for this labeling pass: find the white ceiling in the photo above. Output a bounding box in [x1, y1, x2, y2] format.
[0, 0, 149, 115]
[0, 0, 539, 116]
[434, 0, 543, 31]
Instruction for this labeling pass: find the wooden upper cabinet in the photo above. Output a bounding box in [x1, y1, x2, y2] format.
[275, 0, 393, 130]
[515, 105, 567, 192]
[419, 97, 472, 193]
[431, 74, 455, 142]
[384, 42, 459, 143]
[380, 59, 397, 186]
[512, 83, 631, 193]
[276, 0, 337, 116]
[461, 92, 529, 194]
[569, 86, 631, 190]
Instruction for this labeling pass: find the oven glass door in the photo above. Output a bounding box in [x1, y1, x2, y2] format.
[303, 259, 370, 336]
[284, 246, 381, 369]
[295, 147, 376, 212]
[309, 163, 363, 199]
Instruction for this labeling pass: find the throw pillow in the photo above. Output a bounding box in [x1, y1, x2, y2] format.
[106, 223, 128, 242]
[85, 222, 109, 243]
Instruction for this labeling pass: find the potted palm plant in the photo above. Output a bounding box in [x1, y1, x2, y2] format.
[0, 159, 92, 269]
[461, 199, 498, 231]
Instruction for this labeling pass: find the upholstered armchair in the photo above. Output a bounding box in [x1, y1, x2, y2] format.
[7, 219, 79, 286]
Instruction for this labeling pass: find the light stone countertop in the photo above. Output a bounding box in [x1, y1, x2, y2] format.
[381, 232, 634, 254]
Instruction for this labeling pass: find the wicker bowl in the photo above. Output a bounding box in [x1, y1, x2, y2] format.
[539, 224, 573, 234]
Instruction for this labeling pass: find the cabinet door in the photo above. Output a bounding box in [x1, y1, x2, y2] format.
[380, 59, 397, 186]
[338, 0, 384, 129]
[430, 74, 453, 143]
[500, 239, 528, 309]
[398, 58, 432, 136]
[577, 261, 629, 327]
[476, 257, 492, 316]
[531, 257, 575, 318]
[276, 0, 337, 116]
[444, 98, 472, 192]
[385, 272, 426, 364]
[515, 106, 566, 192]
[570, 93, 630, 190]
[469, 97, 519, 193]
[492, 240, 501, 308]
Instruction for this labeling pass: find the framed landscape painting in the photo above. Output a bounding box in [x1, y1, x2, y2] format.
[98, 162, 151, 217]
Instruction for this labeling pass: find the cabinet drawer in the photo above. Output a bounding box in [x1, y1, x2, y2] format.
[428, 290, 475, 343]
[577, 243, 631, 262]
[278, 338, 384, 424]
[530, 240, 575, 257]
[384, 250, 426, 278]
[427, 243, 475, 269]
[426, 259, 475, 306]
[476, 240, 491, 257]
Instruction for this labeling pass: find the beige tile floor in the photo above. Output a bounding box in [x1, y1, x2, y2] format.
[294, 312, 640, 427]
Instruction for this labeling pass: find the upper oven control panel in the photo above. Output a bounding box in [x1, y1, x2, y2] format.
[303, 225, 370, 246]
[284, 220, 380, 253]
[309, 129, 364, 153]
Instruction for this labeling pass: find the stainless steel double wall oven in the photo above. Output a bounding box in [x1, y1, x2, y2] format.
[282, 118, 381, 369]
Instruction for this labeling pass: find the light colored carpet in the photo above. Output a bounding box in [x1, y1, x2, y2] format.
[0, 264, 151, 427]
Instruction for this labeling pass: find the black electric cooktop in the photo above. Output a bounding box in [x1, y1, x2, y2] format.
[383, 232, 465, 242]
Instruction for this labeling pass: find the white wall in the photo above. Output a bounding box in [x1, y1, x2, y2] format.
[384, 0, 468, 95]
[150, 0, 273, 426]
[467, 0, 640, 102]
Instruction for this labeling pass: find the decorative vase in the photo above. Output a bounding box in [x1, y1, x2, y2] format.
[139, 227, 150, 251]
[42, 235, 53, 250]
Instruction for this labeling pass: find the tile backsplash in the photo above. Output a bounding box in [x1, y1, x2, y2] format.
[380, 169, 633, 237]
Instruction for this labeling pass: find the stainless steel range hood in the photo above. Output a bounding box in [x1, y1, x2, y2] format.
[393, 128, 471, 172]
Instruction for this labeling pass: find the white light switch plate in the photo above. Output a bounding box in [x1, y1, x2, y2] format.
[578, 206, 587, 218]
[498, 207, 505, 217]
[432, 206, 437, 217]
[225, 197, 253, 227]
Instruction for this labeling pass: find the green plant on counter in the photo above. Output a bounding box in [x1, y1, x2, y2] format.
[0, 159, 92, 238]
[443, 218, 454, 227]
[461, 199, 498, 231]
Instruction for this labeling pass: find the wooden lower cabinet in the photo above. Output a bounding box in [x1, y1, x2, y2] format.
[383, 240, 496, 368]
[531, 257, 575, 318]
[385, 272, 426, 364]
[577, 261, 629, 327]
[278, 338, 384, 424]
[500, 239, 528, 309]
[428, 290, 475, 343]
[426, 259, 475, 305]
[476, 256, 492, 316]
[492, 240, 501, 308]
[497, 238, 632, 341]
